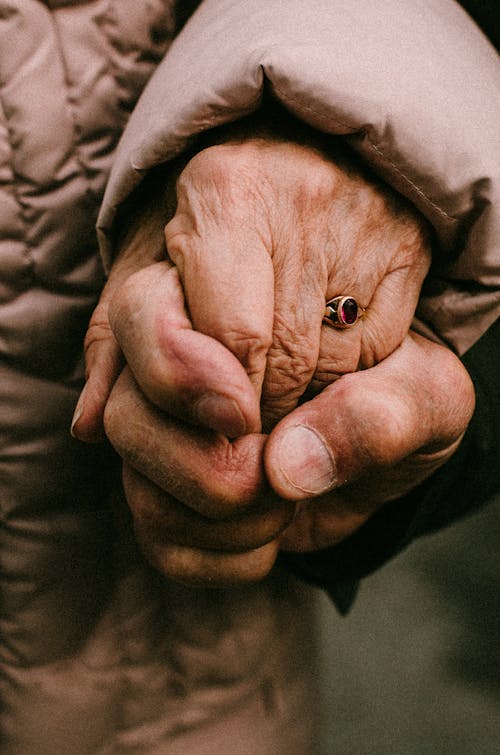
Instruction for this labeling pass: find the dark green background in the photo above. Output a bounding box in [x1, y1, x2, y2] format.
[319, 495, 500, 754]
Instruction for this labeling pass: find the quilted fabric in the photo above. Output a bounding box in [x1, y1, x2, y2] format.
[0, 3, 319, 753]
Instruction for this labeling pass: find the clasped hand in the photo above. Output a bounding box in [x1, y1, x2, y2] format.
[73, 137, 475, 585]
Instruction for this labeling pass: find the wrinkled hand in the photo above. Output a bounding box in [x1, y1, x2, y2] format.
[73, 138, 475, 584]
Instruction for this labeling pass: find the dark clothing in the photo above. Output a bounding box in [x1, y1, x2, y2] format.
[284, 315, 500, 611]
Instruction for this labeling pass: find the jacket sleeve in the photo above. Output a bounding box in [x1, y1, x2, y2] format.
[97, 0, 500, 356]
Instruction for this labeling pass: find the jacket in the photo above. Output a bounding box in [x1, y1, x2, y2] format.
[0, 1, 498, 753]
[0, 2, 318, 753]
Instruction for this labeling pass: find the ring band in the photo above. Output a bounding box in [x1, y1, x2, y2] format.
[323, 296, 365, 329]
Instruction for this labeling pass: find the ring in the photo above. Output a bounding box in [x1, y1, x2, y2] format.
[323, 296, 365, 329]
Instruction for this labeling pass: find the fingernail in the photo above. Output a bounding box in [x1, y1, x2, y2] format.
[70, 386, 86, 438]
[195, 394, 247, 438]
[277, 425, 336, 494]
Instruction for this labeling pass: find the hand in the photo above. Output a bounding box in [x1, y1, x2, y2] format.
[73, 137, 474, 584]
[266, 330, 474, 552]
[161, 138, 433, 429]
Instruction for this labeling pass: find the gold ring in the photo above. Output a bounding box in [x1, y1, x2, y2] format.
[323, 296, 365, 329]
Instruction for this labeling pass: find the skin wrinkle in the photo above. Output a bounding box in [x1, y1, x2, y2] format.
[83, 318, 116, 375]
[176, 144, 273, 240]
[312, 350, 361, 388]
[109, 262, 264, 437]
[265, 326, 317, 390]
[262, 336, 318, 419]
[176, 431, 265, 514]
[125, 466, 293, 553]
[89, 130, 475, 584]
[261, 265, 324, 426]
[175, 138, 431, 418]
[263, 186, 329, 420]
[168, 153, 275, 388]
[189, 437, 266, 515]
[220, 330, 271, 368]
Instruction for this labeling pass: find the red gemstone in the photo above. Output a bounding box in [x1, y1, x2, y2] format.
[340, 297, 358, 325]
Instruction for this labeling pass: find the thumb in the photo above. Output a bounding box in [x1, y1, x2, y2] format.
[264, 332, 475, 501]
[108, 262, 261, 437]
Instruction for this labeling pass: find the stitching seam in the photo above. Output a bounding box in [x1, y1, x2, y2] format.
[272, 83, 459, 225]
[0, 97, 36, 286]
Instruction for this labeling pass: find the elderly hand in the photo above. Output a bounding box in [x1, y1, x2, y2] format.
[73, 137, 475, 583]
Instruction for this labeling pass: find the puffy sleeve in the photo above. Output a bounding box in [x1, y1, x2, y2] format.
[97, 0, 500, 355]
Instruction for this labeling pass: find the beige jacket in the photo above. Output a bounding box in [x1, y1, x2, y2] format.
[0, 2, 318, 754]
[0, 1, 498, 754]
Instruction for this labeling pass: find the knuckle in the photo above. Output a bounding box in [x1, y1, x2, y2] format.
[182, 144, 263, 201]
[334, 376, 411, 468]
[370, 402, 413, 463]
[138, 355, 177, 406]
[235, 545, 279, 583]
[340, 176, 432, 272]
[403, 226, 432, 273]
[206, 438, 265, 514]
[265, 322, 317, 393]
[131, 502, 162, 540]
[84, 308, 113, 357]
[313, 350, 358, 387]
[189, 506, 292, 552]
[243, 504, 295, 548]
[427, 348, 476, 440]
[163, 221, 194, 269]
[224, 328, 271, 374]
[107, 273, 143, 328]
[265, 349, 316, 395]
[122, 466, 162, 526]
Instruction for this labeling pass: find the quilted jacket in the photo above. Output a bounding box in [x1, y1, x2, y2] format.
[0, 2, 319, 754]
[0, 1, 498, 754]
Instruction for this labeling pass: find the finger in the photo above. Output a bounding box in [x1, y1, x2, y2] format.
[312, 203, 431, 392]
[309, 266, 426, 394]
[142, 538, 279, 587]
[165, 146, 275, 400]
[277, 429, 469, 553]
[108, 262, 260, 437]
[265, 332, 475, 501]
[70, 285, 124, 443]
[278, 495, 370, 552]
[104, 367, 270, 518]
[71, 189, 169, 443]
[261, 236, 430, 428]
[258, 259, 325, 432]
[123, 463, 295, 552]
[166, 143, 335, 431]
